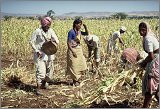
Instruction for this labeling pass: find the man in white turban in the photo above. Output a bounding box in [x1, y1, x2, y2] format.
[107, 26, 127, 54]
[29, 16, 59, 95]
[84, 35, 101, 75]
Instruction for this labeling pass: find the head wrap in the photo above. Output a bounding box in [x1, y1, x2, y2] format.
[120, 26, 127, 32]
[85, 35, 93, 41]
[41, 16, 52, 27]
[139, 21, 155, 37]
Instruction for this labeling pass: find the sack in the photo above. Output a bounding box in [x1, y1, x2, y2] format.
[41, 41, 58, 55]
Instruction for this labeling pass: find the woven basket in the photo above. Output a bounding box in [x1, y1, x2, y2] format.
[41, 41, 58, 55]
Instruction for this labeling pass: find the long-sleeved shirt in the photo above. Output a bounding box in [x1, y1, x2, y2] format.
[112, 31, 121, 41]
[29, 27, 59, 61]
[84, 35, 100, 48]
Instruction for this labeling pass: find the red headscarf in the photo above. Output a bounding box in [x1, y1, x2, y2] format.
[41, 17, 52, 27]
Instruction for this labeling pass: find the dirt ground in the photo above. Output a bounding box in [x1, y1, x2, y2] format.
[1, 58, 159, 108]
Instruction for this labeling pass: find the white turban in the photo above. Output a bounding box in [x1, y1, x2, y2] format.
[120, 26, 127, 31]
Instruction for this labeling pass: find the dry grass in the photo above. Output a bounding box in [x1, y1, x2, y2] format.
[1, 61, 36, 85]
[1, 18, 159, 108]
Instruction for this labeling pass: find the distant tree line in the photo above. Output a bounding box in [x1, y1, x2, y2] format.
[2, 12, 159, 21]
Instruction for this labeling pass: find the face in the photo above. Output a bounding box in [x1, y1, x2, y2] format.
[88, 39, 93, 44]
[75, 23, 82, 30]
[139, 23, 147, 37]
[120, 30, 125, 34]
[42, 24, 51, 32]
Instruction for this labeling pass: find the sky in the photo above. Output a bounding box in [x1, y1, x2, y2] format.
[1, 0, 159, 15]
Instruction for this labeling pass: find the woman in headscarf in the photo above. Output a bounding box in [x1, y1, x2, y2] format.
[29, 16, 59, 95]
[139, 21, 159, 108]
[66, 18, 88, 86]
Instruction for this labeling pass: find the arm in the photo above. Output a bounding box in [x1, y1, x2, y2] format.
[29, 30, 43, 58]
[81, 24, 89, 35]
[119, 37, 124, 46]
[83, 37, 89, 45]
[140, 39, 154, 68]
[29, 30, 40, 53]
[139, 52, 154, 68]
[67, 31, 77, 58]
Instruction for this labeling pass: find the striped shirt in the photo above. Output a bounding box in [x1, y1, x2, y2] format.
[122, 48, 139, 64]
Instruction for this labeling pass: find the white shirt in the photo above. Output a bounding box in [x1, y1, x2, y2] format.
[144, 33, 159, 52]
[112, 31, 121, 41]
[29, 27, 59, 61]
[85, 35, 100, 48]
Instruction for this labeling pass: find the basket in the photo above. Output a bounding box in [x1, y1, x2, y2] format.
[41, 41, 58, 55]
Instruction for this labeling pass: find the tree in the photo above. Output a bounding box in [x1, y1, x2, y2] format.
[47, 10, 55, 17]
[3, 16, 13, 21]
[74, 16, 83, 20]
[111, 12, 128, 20]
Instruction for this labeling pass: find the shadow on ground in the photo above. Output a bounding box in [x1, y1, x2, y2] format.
[6, 75, 37, 94]
[89, 100, 132, 108]
[48, 79, 74, 86]
[6, 75, 74, 95]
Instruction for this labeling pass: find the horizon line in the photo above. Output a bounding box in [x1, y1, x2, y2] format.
[1, 10, 159, 15]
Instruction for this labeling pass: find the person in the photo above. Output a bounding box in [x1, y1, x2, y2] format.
[66, 19, 88, 86]
[29, 16, 59, 95]
[120, 48, 148, 85]
[84, 34, 101, 69]
[107, 26, 126, 54]
[138, 21, 159, 108]
[121, 48, 148, 69]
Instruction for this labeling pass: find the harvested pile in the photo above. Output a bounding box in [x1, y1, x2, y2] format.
[79, 66, 144, 107]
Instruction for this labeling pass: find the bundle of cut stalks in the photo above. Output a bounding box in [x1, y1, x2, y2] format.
[102, 66, 143, 93]
[81, 65, 144, 106]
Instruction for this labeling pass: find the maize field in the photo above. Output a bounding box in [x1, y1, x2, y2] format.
[1, 18, 159, 108]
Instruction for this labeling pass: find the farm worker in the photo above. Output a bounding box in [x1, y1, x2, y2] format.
[120, 48, 148, 85]
[121, 48, 148, 69]
[138, 22, 159, 108]
[29, 16, 59, 95]
[66, 18, 88, 86]
[107, 26, 126, 54]
[84, 34, 101, 69]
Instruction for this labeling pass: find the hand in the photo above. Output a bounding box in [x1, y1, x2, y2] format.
[139, 61, 146, 68]
[51, 38, 57, 44]
[72, 52, 77, 58]
[122, 44, 126, 49]
[37, 51, 43, 58]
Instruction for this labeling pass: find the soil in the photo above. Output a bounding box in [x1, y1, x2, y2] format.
[1, 58, 159, 108]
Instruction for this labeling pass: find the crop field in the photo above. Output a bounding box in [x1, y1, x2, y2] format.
[1, 18, 159, 108]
